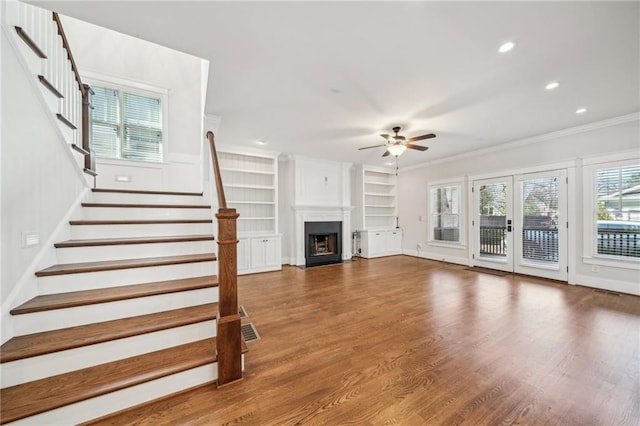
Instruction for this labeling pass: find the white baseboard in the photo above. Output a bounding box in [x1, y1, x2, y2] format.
[403, 249, 470, 266]
[574, 274, 640, 296]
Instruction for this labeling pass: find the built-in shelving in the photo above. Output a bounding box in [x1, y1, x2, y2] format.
[217, 148, 282, 274]
[355, 167, 398, 230]
[217, 151, 278, 235]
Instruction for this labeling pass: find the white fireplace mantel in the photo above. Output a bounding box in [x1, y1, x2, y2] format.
[292, 205, 352, 266]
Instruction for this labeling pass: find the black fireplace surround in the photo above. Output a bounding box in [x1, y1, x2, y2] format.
[305, 221, 342, 267]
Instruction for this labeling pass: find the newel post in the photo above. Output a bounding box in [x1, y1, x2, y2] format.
[216, 207, 243, 386]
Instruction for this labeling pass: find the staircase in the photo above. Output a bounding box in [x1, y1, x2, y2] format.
[0, 188, 245, 425]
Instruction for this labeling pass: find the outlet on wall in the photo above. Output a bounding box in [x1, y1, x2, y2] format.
[591, 265, 600, 273]
[417, 243, 424, 250]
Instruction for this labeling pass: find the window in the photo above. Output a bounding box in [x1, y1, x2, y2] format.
[429, 183, 462, 243]
[594, 163, 640, 259]
[91, 85, 163, 162]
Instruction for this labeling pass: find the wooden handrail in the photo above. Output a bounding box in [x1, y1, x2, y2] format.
[206, 131, 227, 209]
[206, 131, 242, 386]
[52, 12, 85, 96]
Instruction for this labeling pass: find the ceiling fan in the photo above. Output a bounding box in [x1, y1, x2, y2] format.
[358, 126, 436, 157]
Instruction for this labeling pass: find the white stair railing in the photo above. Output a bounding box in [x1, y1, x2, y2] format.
[2, 0, 94, 176]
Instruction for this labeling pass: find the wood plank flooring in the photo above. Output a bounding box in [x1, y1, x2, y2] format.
[87, 256, 640, 425]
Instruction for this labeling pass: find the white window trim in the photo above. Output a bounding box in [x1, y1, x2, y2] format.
[82, 71, 169, 164]
[427, 180, 465, 248]
[582, 156, 640, 270]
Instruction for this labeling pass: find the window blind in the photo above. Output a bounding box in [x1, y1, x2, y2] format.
[123, 92, 163, 162]
[521, 177, 559, 265]
[595, 165, 640, 258]
[91, 87, 119, 159]
[89, 85, 163, 163]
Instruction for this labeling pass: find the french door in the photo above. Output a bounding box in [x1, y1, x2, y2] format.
[473, 170, 567, 281]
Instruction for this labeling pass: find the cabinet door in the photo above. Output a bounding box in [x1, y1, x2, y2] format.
[237, 238, 250, 272]
[250, 238, 268, 268]
[387, 230, 402, 254]
[262, 237, 281, 267]
[250, 236, 281, 268]
[369, 231, 387, 256]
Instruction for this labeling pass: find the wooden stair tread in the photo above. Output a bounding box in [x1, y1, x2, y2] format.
[11, 276, 219, 315]
[92, 188, 203, 196]
[0, 303, 218, 363]
[69, 219, 212, 225]
[81, 202, 211, 209]
[54, 234, 215, 248]
[35, 253, 217, 277]
[0, 338, 218, 424]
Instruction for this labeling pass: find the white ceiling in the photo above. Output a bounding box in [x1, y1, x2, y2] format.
[34, 1, 640, 168]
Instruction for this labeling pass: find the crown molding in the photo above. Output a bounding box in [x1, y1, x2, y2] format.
[402, 112, 640, 173]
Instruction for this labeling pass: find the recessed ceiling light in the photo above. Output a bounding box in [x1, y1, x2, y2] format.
[545, 81, 560, 90]
[576, 108, 587, 114]
[498, 41, 515, 53]
[256, 140, 267, 145]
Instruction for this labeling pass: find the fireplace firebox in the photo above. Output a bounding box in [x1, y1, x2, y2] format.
[305, 221, 342, 267]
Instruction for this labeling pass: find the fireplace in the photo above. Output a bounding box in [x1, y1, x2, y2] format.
[305, 221, 342, 267]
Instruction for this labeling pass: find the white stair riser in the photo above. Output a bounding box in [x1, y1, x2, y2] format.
[82, 207, 212, 221]
[14, 287, 218, 335]
[10, 362, 223, 425]
[91, 192, 207, 205]
[56, 240, 216, 263]
[38, 261, 218, 294]
[2, 321, 217, 388]
[70, 222, 214, 239]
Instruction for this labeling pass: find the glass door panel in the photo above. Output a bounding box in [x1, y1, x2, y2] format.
[515, 170, 567, 280]
[473, 177, 513, 271]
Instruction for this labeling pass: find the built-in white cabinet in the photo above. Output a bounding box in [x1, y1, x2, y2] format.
[218, 149, 282, 274]
[250, 236, 281, 270]
[237, 235, 282, 275]
[354, 165, 402, 258]
[359, 229, 403, 258]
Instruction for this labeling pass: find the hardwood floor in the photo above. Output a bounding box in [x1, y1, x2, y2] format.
[88, 256, 640, 425]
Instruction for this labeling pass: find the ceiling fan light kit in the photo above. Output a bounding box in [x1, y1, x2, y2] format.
[358, 126, 436, 158]
[387, 144, 407, 157]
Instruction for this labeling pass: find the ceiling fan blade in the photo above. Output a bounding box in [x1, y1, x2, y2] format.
[382, 150, 391, 157]
[358, 144, 388, 150]
[380, 133, 390, 140]
[406, 144, 429, 151]
[407, 133, 436, 142]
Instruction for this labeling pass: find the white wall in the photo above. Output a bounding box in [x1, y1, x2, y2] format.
[1, 27, 88, 342]
[398, 116, 640, 295]
[278, 156, 294, 264]
[61, 16, 209, 193]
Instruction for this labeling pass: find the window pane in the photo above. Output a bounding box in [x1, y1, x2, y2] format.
[90, 86, 120, 159]
[91, 123, 118, 159]
[479, 183, 507, 257]
[123, 92, 163, 162]
[124, 93, 162, 130]
[92, 86, 119, 124]
[123, 126, 162, 162]
[595, 164, 640, 258]
[431, 185, 461, 242]
[522, 177, 559, 265]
